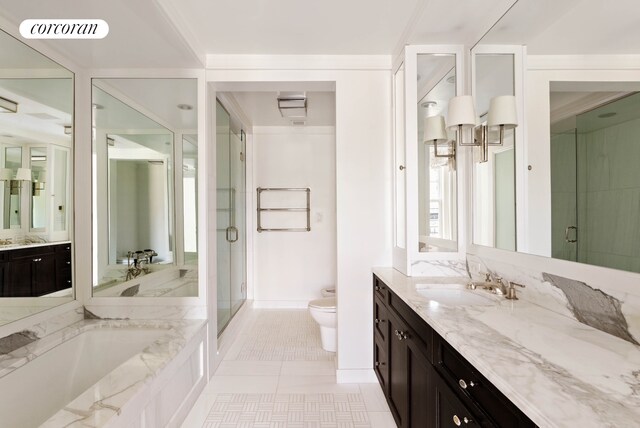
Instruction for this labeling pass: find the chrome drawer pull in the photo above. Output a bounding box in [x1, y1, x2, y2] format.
[32, 258, 42, 262]
[453, 415, 472, 426]
[375, 361, 386, 367]
[374, 318, 386, 324]
[66, 261, 71, 265]
[394, 330, 408, 341]
[458, 379, 476, 389]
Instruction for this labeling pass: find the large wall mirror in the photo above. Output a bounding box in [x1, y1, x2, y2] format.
[472, 0, 640, 274]
[0, 28, 74, 325]
[92, 78, 198, 297]
[416, 53, 457, 253]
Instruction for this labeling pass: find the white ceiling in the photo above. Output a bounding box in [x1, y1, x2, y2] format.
[479, 0, 640, 54]
[0, 0, 518, 65]
[96, 79, 198, 131]
[229, 91, 335, 127]
[0, 0, 202, 68]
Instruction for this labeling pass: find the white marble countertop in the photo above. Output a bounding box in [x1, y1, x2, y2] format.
[0, 240, 71, 252]
[0, 318, 206, 427]
[373, 267, 640, 428]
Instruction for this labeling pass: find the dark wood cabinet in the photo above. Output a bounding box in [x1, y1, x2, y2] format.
[373, 274, 536, 428]
[2, 243, 72, 297]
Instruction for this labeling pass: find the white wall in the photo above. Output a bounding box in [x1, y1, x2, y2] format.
[207, 55, 392, 382]
[253, 126, 336, 306]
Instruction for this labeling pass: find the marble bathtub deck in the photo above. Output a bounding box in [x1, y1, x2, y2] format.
[373, 267, 640, 428]
[0, 318, 206, 427]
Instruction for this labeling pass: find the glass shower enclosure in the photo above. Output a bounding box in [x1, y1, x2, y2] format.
[551, 92, 640, 273]
[216, 100, 247, 335]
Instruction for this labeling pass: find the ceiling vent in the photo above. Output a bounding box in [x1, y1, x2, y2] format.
[291, 120, 306, 126]
[277, 92, 307, 118]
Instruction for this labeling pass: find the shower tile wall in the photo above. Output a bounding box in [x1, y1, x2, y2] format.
[552, 116, 640, 273]
[580, 118, 640, 272]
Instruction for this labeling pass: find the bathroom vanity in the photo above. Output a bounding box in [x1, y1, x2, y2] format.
[374, 273, 534, 428]
[373, 268, 640, 428]
[0, 242, 72, 297]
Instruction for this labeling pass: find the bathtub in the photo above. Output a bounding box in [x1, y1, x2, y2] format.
[0, 319, 206, 427]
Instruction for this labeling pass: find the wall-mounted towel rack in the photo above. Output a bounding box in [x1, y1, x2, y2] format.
[257, 187, 310, 232]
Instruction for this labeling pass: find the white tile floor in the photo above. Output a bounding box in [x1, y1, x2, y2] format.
[181, 309, 395, 428]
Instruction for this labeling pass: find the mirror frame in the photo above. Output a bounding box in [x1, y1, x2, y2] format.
[0, 23, 78, 337]
[393, 45, 467, 276]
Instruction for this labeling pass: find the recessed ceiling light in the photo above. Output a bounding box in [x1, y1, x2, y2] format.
[421, 101, 438, 109]
[446, 75, 456, 84]
[92, 103, 104, 110]
[598, 112, 616, 118]
[177, 104, 193, 111]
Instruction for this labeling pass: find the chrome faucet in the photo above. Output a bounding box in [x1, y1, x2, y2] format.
[125, 249, 155, 281]
[467, 273, 525, 299]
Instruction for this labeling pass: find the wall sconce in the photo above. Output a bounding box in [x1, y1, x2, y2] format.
[447, 95, 518, 163]
[0, 96, 18, 113]
[10, 168, 31, 195]
[32, 171, 45, 196]
[423, 115, 455, 159]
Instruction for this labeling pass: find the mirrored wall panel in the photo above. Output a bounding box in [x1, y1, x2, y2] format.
[0, 28, 74, 325]
[472, 53, 516, 251]
[551, 85, 640, 273]
[417, 53, 457, 252]
[92, 78, 198, 297]
[472, 0, 640, 275]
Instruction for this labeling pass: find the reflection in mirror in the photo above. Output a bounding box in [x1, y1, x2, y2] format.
[92, 79, 198, 297]
[472, 53, 516, 251]
[551, 84, 640, 273]
[394, 63, 406, 249]
[183, 135, 198, 265]
[417, 54, 457, 252]
[3, 147, 22, 229]
[30, 147, 47, 230]
[0, 28, 74, 325]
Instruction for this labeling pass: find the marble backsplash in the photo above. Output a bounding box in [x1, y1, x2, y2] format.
[467, 253, 640, 346]
[411, 259, 468, 276]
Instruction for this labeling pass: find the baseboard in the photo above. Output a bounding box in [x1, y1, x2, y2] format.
[253, 300, 309, 309]
[336, 369, 378, 383]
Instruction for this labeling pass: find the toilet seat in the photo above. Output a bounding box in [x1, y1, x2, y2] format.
[308, 297, 336, 312]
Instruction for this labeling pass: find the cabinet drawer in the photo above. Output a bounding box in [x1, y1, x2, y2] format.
[388, 290, 433, 362]
[373, 275, 388, 302]
[374, 295, 389, 343]
[9, 245, 56, 261]
[55, 243, 72, 253]
[435, 335, 535, 428]
[374, 336, 389, 389]
[431, 365, 483, 428]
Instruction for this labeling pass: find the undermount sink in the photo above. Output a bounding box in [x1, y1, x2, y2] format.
[415, 284, 496, 306]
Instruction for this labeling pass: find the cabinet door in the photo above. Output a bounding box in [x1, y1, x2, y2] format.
[431, 365, 481, 428]
[406, 337, 432, 428]
[387, 311, 409, 427]
[8, 257, 34, 296]
[33, 253, 57, 296]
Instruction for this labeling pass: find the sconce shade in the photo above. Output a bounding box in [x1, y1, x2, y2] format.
[0, 168, 13, 181]
[487, 95, 518, 130]
[424, 115, 448, 143]
[447, 95, 477, 130]
[15, 168, 32, 181]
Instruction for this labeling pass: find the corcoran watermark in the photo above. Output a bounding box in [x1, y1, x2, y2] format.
[19, 19, 109, 39]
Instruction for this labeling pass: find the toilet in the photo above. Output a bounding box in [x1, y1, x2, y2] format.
[321, 287, 335, 298]
[308, 297, 337, 352]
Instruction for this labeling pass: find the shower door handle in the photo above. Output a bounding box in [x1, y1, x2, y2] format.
[565, 226, 577, 243]
[226, 226, 239, 243]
